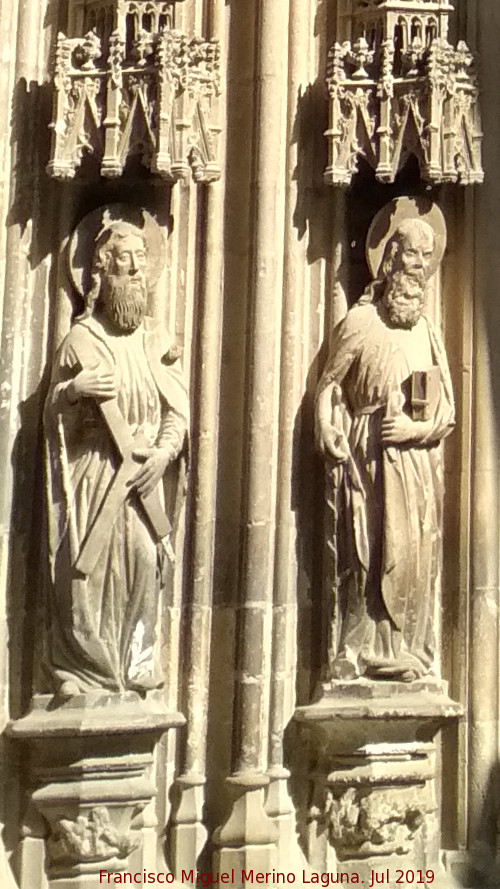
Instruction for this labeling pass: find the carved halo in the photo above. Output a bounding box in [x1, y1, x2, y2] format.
[366, 196, 447, 280]
[68, 204, 166, 297]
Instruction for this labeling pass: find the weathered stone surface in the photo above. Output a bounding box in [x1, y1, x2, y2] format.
[47, 0, 222, 183]
[295, 680, 462, 882]
[8, 691, 184, 885]
[316, 197, 454, 683]
[325, 0, 483, 186]
[0, 0, 497, 887]
[43, 206, 189, 697]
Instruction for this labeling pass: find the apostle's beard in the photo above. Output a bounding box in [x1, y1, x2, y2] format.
[382, 270, 426, 329]
[100, 275, 148, 332]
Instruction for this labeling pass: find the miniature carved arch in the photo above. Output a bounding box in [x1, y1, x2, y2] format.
[395, 16, 408, 50]
[411, 17, 423, 41]
[324, 0, 484, 185]
[142, 10, 153, 30]
[142, 2, 167, 31]
[82, 1, 115, 37]
[124, 0, 175, 34]
[366, 18, 384, 49]
[426, 18, 438, 44]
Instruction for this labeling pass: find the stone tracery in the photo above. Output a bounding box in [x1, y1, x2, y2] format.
[47, 0, 221, 182]
[325, 0, 483, 185]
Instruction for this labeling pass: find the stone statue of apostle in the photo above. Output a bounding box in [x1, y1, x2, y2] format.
[44, 213, 189, 697]
[315, 202, 455, 682]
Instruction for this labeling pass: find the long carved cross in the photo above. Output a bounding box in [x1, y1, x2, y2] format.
[72, 366, 171, 577]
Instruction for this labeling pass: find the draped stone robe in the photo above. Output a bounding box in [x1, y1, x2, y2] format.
[44, 315, 189, 694]
[318, 301, 455, 679]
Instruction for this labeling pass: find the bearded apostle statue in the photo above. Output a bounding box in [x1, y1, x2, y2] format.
[43, 207, 189, 698]
[315, 198, 455, 683]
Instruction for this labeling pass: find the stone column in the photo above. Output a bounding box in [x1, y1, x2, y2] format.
[0, 0, 58, 881]
[265, 0, 313, 866]
[170, 183, 224, 873]
[431, 4, 500, 886]
[213, 0, 288, 879]
[170, 1, 226, 874]
[466, 0, 500, 873]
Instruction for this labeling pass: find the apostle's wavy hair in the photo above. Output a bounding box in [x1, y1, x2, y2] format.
[77, 221, 148, 320]
[381, 218, 435, 279]
[357, 218, 436, 307]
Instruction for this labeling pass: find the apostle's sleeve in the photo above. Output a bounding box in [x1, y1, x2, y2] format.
[422, 316, 455, 445]
[43, 336, 84, 580]
[316, 306, 366, 397]
[144, 321, 190, 533]
[144, 322, 190, 430]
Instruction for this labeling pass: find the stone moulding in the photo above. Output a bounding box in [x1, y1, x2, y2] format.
[325, 0, 484, 186]
[47, 1, 222, 183]
[7, 691, 185, 885]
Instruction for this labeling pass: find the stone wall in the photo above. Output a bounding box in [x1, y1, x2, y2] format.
[0, 0, 499, 886]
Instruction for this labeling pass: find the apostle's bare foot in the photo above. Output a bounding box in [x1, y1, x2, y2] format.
[57, 680, 81, 699]
[331, 657, 359, 681]
[365, 663, 419, 682]
[128, 674, 163, 693]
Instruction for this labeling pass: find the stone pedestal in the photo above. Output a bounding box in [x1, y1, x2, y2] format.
[294, 680, 463, 886]
[7, 691, 185, 889]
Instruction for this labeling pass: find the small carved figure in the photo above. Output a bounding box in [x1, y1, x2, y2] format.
[44, 209, 189, 697]
[47, 807, 136, 864]
[316, 199, 454, 682]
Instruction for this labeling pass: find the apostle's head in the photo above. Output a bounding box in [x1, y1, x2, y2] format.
[382, 218, 436, 283]
[88, 222, 149, 331]
[380, 219, 436, 329]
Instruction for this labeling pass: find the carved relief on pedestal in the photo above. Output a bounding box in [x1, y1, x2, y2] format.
[47, 0, 222, 182]
[295, 682, 462, 878]
[318, 785, 425, 858]
[46, 806, 138, 866]
[315, 197, 453, 683]
[9, 692, 184, 882]
[325, 0, 483, 185]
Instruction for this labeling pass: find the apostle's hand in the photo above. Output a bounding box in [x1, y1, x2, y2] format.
[316, 420, 350, 463]
[381, 413, 419, 445]
[67, 366, 116, 403]
[130, 447, 173, 497]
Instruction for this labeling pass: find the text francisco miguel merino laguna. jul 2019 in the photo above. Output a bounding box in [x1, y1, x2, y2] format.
[99, 867, 437, 885]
